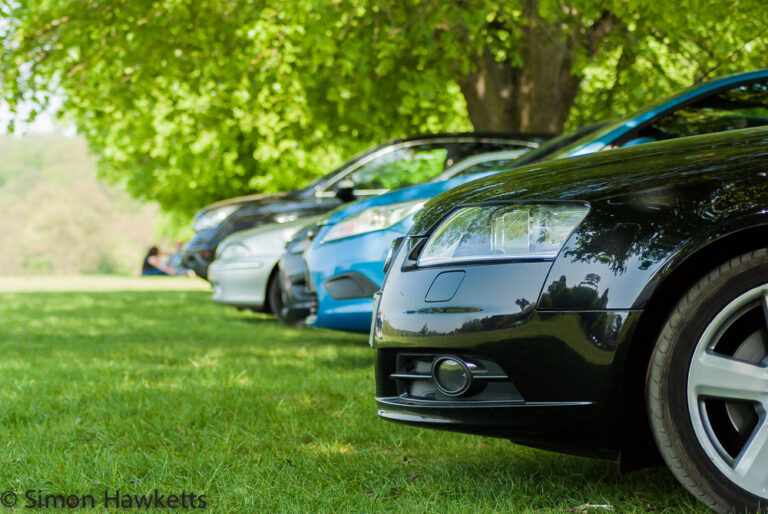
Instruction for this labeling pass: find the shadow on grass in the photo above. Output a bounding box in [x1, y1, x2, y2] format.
[232, 314, 370, 345]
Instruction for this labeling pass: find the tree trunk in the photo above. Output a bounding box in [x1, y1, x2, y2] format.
[457, 5, 588, 134]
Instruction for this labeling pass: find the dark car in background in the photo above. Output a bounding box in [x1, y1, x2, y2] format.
[372, 125, 768, 513]
[181, 133, 548, 279]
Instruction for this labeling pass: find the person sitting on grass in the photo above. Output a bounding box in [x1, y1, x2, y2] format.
[141, 246, 175, 276]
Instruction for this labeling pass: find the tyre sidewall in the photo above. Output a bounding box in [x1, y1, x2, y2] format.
[651, 254, 768, 512]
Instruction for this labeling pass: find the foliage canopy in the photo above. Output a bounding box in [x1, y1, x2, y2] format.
[2, 0, 768, 213]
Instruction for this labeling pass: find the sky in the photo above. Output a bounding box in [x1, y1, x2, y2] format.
[0, 96, 77, 136]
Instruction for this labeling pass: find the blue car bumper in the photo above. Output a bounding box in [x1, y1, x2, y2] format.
[305, 227, 407, 332]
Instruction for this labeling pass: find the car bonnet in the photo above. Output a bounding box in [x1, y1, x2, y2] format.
[411, 125, 768, 236]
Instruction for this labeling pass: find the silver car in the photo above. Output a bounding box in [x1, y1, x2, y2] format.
[208, 216, 321, 312]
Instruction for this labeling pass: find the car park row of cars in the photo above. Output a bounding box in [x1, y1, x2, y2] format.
[183, 70, 768, 513]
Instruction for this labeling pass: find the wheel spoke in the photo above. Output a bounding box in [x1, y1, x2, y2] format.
[734, 419, 768, 496]
[761, 292, 768, 333]
[689, 351, 768, 403]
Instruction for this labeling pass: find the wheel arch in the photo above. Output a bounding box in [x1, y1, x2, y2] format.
[618, 223, 768, 472]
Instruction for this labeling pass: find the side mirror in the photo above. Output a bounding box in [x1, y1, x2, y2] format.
[335, 179, 356, 202]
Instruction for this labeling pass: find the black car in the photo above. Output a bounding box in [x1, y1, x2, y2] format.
[372, 125, 768, 513]
[181, 133, 548, 279]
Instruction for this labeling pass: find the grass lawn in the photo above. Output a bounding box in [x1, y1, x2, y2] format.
[0, 277, 706, 512]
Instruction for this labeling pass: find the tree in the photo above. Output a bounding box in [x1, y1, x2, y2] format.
[313, 0, 768, 132]
[2, 0, 768, 213]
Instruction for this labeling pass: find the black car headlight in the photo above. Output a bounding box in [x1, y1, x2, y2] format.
[193, 205, 239, 232]
[288, 236, 312, 254]
[418, 203, 589, 266]
[286, 222, 321, 254]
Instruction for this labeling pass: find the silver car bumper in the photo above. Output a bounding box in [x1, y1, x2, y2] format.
[208, 257, 277, 309]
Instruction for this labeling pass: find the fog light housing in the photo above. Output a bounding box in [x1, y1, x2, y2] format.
[432, 356, 472, 396]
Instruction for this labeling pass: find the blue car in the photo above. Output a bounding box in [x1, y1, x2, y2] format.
[283, 69, 768, 332]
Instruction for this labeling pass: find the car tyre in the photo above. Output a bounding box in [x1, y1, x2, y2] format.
[647, 249, 768, 513]
[269, 270, 303, 327]
[267, 271, 283, 316]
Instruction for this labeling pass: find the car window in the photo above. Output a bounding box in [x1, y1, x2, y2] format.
[636, 81, 768, 142]
[346, 146, 449, 190]
[323, 139, 540, 193]
[453, 157, 518, 177]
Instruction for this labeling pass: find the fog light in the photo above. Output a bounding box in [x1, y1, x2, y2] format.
[432, 356, 472, 396]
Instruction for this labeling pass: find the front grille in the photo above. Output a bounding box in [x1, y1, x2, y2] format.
[391, 352, 524, 403]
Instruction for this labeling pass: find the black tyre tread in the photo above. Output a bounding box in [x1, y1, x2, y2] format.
[647, 249, 768, 514]
[267, 271, 283, 319]
[269, 270, 304, 327]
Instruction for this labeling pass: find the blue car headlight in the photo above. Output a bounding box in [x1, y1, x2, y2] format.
[418, 203, 589, 266]
[322, 200, 426, 243]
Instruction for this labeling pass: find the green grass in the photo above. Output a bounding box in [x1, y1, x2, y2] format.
[0, 279, 707, 512]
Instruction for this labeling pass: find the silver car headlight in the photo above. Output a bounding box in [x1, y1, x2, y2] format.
[193, 205, 238, 232]
[322, 200, 426, 243]
[217, 242, 251, 260]
[418, 203, 589, 266]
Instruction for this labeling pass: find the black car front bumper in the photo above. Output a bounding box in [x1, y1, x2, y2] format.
[278, 249, 317, 324]
[181, 233, 218, 280]
[373, 257, 642, 458]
